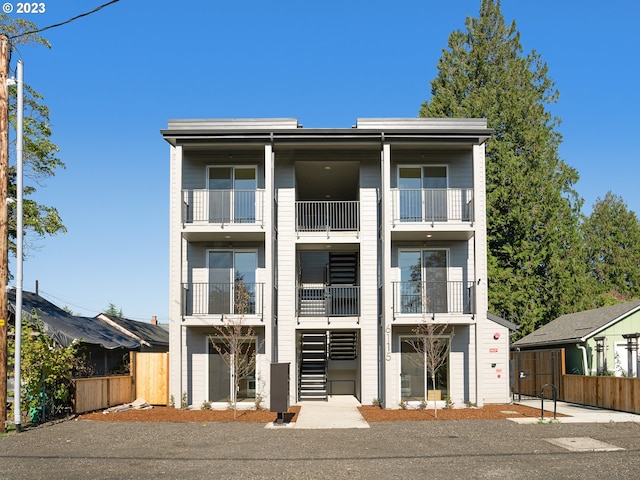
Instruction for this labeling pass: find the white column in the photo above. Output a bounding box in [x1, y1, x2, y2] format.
[169, 144, 183, 406]
[472, 142, 489, 407]
[381, 142, 394, 407]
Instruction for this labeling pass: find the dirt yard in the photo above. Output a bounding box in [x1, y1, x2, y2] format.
[77, 403, 558, 423]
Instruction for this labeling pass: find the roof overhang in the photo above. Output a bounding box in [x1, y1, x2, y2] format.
[161, 118, 493, 147]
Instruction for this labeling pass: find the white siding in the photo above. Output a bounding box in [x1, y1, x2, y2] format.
[167, 118, 502, 411]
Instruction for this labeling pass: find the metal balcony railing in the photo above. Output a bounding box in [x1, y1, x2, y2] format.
[296, 201, 359, 232]
[182, 189, 265, 225]
[297, 284, 360, 317]
[182, 282, 264, 318]
[391, 188, 474, 224]
[392, 281, 475, 316]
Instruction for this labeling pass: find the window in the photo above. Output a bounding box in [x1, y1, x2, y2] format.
[399, 249, 448, 313]
[208, 337, 257, 402]
[208, 166, 257, 223]
[208, 250, 257, 314]
[398, 165, 448, 222]
[400, 336, 449, 402]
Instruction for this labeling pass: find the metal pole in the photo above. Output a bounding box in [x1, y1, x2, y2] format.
[13, 60, 23, 432]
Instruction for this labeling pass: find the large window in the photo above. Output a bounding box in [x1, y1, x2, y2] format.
[208, 250, 257, 314]
[208, 337, 257, 402]
[399, 249, 448, 313]
[400, 336, 449, 402]
[398, 166, 448, 222]
[208, 166, 257, 223]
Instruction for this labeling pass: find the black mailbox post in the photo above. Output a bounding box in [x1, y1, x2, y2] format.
[270, 363, 290, 424]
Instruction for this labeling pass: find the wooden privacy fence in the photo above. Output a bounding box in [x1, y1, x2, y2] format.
[73, 352, 169, 414]
[131, 351, 169, 406]
[74, 375, 133, 414]
[562, 375, 640, 414]
[511, 348, 566, 400]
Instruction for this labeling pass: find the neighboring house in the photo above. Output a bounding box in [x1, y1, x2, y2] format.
[162, 117, 512, 409]
[96, 314, 169, 353]
[512, 300, 640, 377]
[8, 289, 168, 375]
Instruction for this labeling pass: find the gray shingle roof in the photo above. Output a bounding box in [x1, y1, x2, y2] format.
[99, 314, 168, 348]
[513, 300, 640, 347]
[8, 289, 140, 349]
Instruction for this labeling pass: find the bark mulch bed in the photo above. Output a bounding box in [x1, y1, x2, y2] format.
[358, 403, 564, 422]
[78, 403, 559, 423]
[78, 406, 300, 423]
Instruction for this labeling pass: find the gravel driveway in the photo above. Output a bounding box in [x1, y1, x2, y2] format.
[0, 419, 639, 479]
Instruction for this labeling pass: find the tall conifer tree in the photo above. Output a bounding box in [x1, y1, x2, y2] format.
[420, 0, 588, 335]
[583, 192, 640, 304]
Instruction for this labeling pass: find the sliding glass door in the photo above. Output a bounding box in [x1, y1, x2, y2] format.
[208, 166, 256, 223]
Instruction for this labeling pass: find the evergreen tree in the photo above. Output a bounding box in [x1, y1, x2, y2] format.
[583, 192, 640, 304]
[105, 303, 123, 318]
[419, 0, 589, 335]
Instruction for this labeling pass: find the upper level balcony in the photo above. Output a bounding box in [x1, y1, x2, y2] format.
[183, 189, 265, 225]
[389, 188, 474, 241]
[296, 200, 359, 235]
[181, 189, 266, 241]
[391, 281, 475, 320]
[297, 284, 360, 318]
[182, 282, 264, 323]
[391, 188, 473, 225]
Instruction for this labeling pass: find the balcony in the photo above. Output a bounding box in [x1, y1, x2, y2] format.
[297, 284, 360, 317]
[391, 188, 473, 225]
[392, 281, 474, 317]
[182, 189, 265, 226]
[182, 282, 264, 319]
[296, 201, 359, 233]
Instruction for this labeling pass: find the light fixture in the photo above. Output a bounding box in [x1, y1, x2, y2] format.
[426, 234, 432, 238]
[324, 166, 331, 170]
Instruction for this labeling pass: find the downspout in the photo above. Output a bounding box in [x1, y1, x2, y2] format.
[576, 344, 589, 376]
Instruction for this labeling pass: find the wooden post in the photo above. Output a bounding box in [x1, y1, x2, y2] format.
[0, 34, 10, 433]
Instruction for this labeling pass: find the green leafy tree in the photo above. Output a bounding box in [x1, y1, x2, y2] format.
[1, 15, 66, 258]
[583, 192, 640, 304]
[419, 0, 589, 336]
[8, 315, 91, 423]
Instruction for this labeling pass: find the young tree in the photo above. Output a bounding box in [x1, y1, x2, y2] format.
[583, 192, 640, 303]
[419, 0, 589, 336]
[210, 280, 263, 418]
[406, 322, 452, 419]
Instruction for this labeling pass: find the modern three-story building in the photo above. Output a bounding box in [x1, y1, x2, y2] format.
[162, 117, 513, 409]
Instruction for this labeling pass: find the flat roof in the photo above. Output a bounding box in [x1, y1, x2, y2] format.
[161, 117, 493, 146]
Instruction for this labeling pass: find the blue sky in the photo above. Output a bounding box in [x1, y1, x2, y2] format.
[4, 0, 639, 323]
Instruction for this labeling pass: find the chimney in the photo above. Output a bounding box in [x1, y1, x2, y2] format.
[151, 315, 157, 325]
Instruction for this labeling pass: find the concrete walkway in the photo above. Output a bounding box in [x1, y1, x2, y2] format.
[289, 395, 370, 429]
[512, 399, 640, 424]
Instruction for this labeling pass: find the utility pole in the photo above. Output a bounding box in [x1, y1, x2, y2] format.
[0, 33, 10, 434]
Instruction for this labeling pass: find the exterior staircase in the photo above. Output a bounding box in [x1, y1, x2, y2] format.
[298, 332, 328, 401]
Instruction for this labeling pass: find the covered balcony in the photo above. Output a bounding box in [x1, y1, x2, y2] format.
[392, 281, 475, 318]
[296, 200, 359, 233]
[182, 189, 265, 226]
[297, 284, 360, 317]
[181, 282, 264, 319]
[391, 188, 473, 225]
